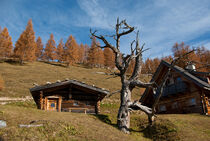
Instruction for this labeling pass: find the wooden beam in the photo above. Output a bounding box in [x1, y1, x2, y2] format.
[69, 85, 72, 99]
[58, 96, 62, 112]
[40, 91, 43, 110]
[44, 97, 47, 110]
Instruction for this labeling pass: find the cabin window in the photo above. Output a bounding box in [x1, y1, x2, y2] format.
[172, 102, 178, 109]
[159, 105, 166, 112]
[176, 77, 182, 82]
[51, 103, 55, 107]
[73, 102, 79, 106]
[188, 98, 196, 106]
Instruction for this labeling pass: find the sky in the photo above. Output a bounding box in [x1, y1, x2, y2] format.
[0, 0, 210, 60]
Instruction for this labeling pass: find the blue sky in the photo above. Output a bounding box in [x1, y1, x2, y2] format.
[0, 0, 210, 60]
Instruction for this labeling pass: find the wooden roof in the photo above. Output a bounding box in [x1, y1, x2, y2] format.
[140, 60, 210, 102]
[30, 79, 109, 99]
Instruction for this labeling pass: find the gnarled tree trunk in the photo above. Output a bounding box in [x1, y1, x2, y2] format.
[117, 81, 131, 133]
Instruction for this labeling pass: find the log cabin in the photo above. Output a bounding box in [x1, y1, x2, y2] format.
[30, 79, 109, 114]
[140, 60, 210, 115]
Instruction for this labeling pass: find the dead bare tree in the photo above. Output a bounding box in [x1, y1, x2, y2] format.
[90, 18, 157, 133]
[91, 18, 197, 134]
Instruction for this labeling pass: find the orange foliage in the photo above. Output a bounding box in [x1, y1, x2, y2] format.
[35, 36, 43, 60]
[78, 43, 85, 64]
[127, 59, 135, 74]
[0, 27, 13, 58]
[87, 37, 104, 67]
[142, 58, 161, 74]
[63, 35, 79, 66]
[14, 19, 36, 63]
[43, 33, 57, 61]
[56, 39, 64, 62]
[104, 48, 115, 69]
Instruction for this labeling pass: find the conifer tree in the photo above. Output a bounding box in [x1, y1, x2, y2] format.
[35, 36, 43, 60]
[43, 33, 57, 61]
[56, 39, 64, 62]
[97, 47, 104, 67]
[78, 43, 85, 64]
[63, 35, 79, 66]
[14, 19, 36, 63]
[0, 27, 13, 58]
[88, 37, 99, 67]
[172, 42, 199, 68]
[83, 44, 90, 64]
[104, 48, 115, 68]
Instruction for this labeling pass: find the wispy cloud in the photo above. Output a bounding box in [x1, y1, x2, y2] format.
[0, 0, 210, 59]
[76, 0, 210, 58]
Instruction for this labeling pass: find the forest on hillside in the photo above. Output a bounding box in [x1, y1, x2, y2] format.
[0, 19, 209, 75]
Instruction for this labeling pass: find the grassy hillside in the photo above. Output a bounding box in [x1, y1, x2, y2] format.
[0, 61, 147, 100]
[0, 61, 210, 141]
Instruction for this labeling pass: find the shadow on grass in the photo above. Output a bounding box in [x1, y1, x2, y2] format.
[0, 136, 4, 141]
[93, 114, 118, 128]
[132, 118, 180, 141]
[42, 61, 67, 68]
[1, 58, 26, 65]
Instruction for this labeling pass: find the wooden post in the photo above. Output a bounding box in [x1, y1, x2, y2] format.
[201, 90, 207, 114]
[58, 96, 62, 112]
[44, 97, 47, 110]
[69, 85, 72, 99]
[40, 91, 43, 110]
[95, 100, 100, 114]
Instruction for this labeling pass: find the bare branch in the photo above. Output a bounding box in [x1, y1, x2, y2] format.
[128, 101, 152, 115]
[130, 80, 155, 88]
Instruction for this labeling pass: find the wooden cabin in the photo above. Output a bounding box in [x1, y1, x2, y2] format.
[30, 79, 109, 114]
[140, 60, 210, 115]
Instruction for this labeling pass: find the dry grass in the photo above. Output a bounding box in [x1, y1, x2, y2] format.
[0, 61, 210, 141]
[0, 103, 134, 141]
[0, 61, 146, 100]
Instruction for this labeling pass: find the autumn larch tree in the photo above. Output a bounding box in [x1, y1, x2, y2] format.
[78, 43, 85, 64]
[14, 19, 36, 64]
[88, 36, 104, 67]
[56, 39, 64, 63]
[43, 33, 57, 62]
[172, 42, 199, 69]
[104, 48, 115, 69]
[0, 27, 13, 59]
[195, 46, 210, 72]
[97, 47, 104, 67]
[83, 44, 90, 64]
[35, 36, 44, 60]
[63, 35, 79, 66]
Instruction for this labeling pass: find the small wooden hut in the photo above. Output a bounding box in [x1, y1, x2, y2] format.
[30, 79, 109, 114]
[140, 60, 210, 115]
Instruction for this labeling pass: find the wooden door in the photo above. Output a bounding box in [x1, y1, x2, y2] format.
[47, 99, 58, 111]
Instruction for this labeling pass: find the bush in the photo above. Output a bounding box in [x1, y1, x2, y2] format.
[142, 119, 180, 141]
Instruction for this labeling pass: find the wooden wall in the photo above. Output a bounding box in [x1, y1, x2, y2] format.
[35, 86, 101, 114]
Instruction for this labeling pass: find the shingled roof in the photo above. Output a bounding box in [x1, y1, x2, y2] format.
[140, 60, 210, 102]
[161, 61, 210, 90]
[30, 79, 109, 96]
